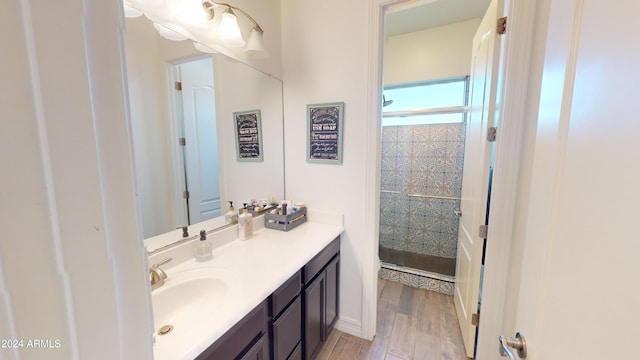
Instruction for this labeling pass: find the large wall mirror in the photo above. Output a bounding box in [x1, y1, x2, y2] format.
[123, 16, 285, 252]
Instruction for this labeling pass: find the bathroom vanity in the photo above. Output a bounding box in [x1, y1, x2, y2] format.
[149, 213, 343, 360]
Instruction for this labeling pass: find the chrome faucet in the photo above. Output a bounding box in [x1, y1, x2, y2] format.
[149, 258, 172, 290]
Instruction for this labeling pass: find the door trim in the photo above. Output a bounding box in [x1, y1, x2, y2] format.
[361, 0, 416, 341]
[364, 0, 538, 346]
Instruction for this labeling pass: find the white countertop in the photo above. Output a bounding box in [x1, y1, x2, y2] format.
[151, 215, 343, 360]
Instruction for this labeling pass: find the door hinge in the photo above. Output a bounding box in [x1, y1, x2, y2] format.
[487, 126, 497, 142]
[175, 81, 182, 91]
[472, 313, 480, 326]
[497, 17, 507, 35]
[183, 190, 190, 199]
[479, 224, 488, 239]
[179, 137, 186, 146]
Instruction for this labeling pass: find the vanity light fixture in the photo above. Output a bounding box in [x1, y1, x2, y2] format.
[245, 25, 268, 59]
[123, 0, 268, 58]
[175, 0, 209, 30]
[215, 6, 245, 47]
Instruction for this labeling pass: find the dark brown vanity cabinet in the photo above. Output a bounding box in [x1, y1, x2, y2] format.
[195, 236, 339, 360]
[302, 237, 340, 360]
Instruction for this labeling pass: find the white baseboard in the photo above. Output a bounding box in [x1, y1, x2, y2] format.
[333, 315, 364, 339]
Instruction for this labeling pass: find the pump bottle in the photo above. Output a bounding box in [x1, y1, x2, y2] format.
[238, 204, 254, 241]
[225, 201, 238, 224]
[195, 230, 213, 261]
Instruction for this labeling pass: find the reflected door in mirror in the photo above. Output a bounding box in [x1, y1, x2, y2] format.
[175, 57, 222, 224]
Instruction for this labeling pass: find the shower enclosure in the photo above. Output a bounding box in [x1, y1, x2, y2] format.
[378, 78, 467, 293]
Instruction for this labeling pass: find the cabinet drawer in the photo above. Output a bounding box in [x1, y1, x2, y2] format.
[303, 237, 340, 284]
[196, 300, 268, 360]
[272, 296, 301, 360]
[271, 271, 301, 317]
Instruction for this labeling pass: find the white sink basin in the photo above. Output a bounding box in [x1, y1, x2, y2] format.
[152, 268, 229, 335]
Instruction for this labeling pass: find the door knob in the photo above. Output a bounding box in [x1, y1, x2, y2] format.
[499, 332, 526, 359]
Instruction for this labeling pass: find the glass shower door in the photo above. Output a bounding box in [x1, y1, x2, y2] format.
[379, 123, 465, 277]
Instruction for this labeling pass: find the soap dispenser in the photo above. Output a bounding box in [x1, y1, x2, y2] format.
[238, 203, 254, 241]
[195, 230, 213, 262]
[225, 201, 238, 224]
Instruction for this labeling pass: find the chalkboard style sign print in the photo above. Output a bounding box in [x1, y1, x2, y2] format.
[234, 109, 263, 162]
[306, 102, 344, 164]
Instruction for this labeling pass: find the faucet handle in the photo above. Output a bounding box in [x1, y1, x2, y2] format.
[153, 257, 172, 268]
[151, 258, 172, 279]
[150, 258, 172, 290]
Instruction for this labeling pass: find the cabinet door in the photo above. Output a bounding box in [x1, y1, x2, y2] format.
[304, 272, 325, 360]
[288, 342, 302, 360]
[324, 256, 339, 334]
[240, 334, 269, 360]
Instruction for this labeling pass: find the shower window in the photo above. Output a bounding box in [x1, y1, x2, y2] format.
[379, 76, 468, 280]
[382, 76, 469, 127]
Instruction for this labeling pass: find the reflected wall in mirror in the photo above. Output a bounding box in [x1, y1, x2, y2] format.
[123, 16, 284, 251]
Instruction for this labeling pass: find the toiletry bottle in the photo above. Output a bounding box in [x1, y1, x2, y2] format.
[195, 230, 213, 261]
[238, 204, 254, 241]
[225, 201, 238, 224]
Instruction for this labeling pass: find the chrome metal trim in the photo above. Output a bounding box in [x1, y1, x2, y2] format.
[379, 190, 401, 194]
[407, 193, 461, 201]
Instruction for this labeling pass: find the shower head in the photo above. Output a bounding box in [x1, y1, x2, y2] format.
[383, 94, 394, 107]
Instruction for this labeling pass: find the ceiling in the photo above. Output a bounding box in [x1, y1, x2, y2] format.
[385, 0, 492, 38]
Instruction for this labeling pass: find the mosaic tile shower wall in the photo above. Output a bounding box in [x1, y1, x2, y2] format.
[379, 123, 466, 274]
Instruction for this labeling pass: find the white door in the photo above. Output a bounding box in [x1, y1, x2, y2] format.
[496, 1, 640, 359]
[454, 0, 502, 357]
[177, 57, 221, 224]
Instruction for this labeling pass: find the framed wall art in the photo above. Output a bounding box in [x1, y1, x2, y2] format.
[306, 102, 344, 164]
[234, 109, 263, 162]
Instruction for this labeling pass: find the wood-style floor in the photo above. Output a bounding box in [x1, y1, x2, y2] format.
[316, 279, 468, 360]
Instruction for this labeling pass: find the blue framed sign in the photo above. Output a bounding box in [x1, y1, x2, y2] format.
[306, 102, 344, 164]
[234, 109, 263, 162]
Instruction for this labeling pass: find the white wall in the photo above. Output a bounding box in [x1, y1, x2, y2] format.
[214, 57, 285, 206]
[384, 18, 480, 85]
[282, 0, 373, 336]
[125, 17, 179, 238]
[1, 0, 153, 358]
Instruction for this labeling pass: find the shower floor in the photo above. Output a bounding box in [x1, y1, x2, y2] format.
[379, 247, 456, 276]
